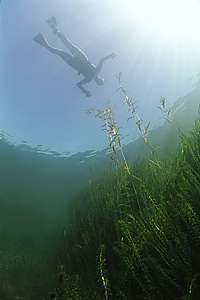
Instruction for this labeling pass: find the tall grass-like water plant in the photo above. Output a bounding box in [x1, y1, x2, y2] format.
[51, 105, 200, 298]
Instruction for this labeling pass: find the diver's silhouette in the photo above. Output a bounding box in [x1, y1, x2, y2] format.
[33, 17, 116, 97]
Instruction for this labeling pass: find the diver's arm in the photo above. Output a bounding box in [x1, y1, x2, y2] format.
[95, 53, 116, 75]
[77, 78, 92, 97]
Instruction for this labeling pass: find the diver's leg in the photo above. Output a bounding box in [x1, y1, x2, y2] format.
[33, 33, 71, 60]
[56, 32, 87, 57]
[47, 17, 88, 60]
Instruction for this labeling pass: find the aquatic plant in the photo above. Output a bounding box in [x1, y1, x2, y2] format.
[88, 106, 130, 174]
[52, 110, 200, 299]
[116, 72, 151, 146]
[97, 245, 111, 300]
[158, 96, 172, 123]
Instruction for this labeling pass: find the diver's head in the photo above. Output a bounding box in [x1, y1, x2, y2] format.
[95, 76, 104, 86]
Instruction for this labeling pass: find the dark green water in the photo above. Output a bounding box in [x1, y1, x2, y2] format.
[0, 86, 199, 299]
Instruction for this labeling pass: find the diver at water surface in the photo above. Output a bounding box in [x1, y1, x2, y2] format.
[33, 16, 116, 97]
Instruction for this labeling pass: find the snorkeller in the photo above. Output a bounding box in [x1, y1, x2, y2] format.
[33, 17, 116, 97]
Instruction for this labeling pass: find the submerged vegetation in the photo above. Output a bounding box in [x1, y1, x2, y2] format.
[0, 77, 200, 299]
[50, 105, 200, 299]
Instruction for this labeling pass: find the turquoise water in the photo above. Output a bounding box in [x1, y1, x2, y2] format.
[0, 86, 199, 298]
[1, 1, 200, 298]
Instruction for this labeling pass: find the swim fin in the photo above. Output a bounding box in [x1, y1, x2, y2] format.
[47, 16, 57, 30]
[33, 33, 49, 48]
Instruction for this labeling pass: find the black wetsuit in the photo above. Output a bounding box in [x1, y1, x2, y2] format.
[33, 29, 115, 96]
[63, 53, 96, 80]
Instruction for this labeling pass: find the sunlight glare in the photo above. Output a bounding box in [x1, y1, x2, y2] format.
[115, 0, 200, 43]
